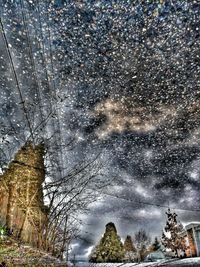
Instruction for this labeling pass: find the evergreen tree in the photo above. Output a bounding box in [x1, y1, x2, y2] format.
[161, 208, 186, 257]
[124, 235, 137, 262]
[124, 235, 136, 252]
[89, 222, 124, 263]
[151, 237, 160, 251]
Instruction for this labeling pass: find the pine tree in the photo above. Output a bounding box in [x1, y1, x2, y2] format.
[124, 235, 136, 252]
[151, 237, 160, 251]
[161, 208, 186, 257]
[89, 222, 124, 263]
[124, 235, 137, 262]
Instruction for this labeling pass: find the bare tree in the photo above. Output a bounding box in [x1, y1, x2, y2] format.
[42, 152, 107, 258]
[134, 229, 151, 263]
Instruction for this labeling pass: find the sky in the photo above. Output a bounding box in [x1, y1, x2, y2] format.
[0, 0, 200, 261]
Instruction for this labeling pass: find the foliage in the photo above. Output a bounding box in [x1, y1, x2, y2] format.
[161, 208, 187, 257]
[89, 222, 124, 263]
[6, 265, 68, 267]
[124, 235, 136, 252]
[151, 237, 161, 251]
[134, 229, 151, 262]
[0, 226, 7, 238]
[7, 265, 47, 267]
[6, 265, 66, 267]
[0, 236, 67, 266]
[124, 235, 137, 262]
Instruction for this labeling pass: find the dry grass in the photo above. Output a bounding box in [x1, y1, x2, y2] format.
[0, 237, 67, 267]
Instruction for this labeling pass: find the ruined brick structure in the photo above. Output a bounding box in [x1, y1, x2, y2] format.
[182, 223, 200, 257]
[0, 143, 48, 248]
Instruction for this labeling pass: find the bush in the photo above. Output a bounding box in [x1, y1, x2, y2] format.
[7, 265, 54, 267]
[0, 225, 7, 237]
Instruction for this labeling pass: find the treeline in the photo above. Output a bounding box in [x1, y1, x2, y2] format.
[90, 210, 187, 263]
[89, 222, 160, 263]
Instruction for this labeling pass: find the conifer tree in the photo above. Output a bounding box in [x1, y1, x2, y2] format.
[89, 222, 124, 263]
[124, 235, 136, 252]
[124, 235, 137, 262]
[161, 208, 186, 257]
[152, 237, 160, 251]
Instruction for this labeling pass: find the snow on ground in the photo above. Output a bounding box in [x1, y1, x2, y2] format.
[165, 257, 200, 266]
[75, 257, 200, 267]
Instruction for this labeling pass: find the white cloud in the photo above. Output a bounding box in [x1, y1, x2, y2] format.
[189, 171, 199, 181]
[84, 245, 94, 257]
[93, 99, 178, 138]
[135, 208, 161, 219]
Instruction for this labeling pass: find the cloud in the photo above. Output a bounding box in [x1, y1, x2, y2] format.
[85, 245, 94, 257]
[93, 99, 178, 138]
[1, 0, 199, 261]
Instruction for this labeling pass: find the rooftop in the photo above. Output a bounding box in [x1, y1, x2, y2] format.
[185, 222, 200, 230]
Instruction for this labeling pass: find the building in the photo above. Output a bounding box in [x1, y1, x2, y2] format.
[0, 143, 48, 248]
[182, 223, 200, 257]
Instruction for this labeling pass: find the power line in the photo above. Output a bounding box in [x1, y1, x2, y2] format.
[43, 0, 65, 176]
[99, 191, 200, 212]
[23, 0, 54, 115]
[1, 1, 64, 183]
[0, 18, 35, 143]
[19, 0, 44, 122]
[19, 0, 58, 142]
[20, 0, 64, 175]
[16, 0, 65, 180]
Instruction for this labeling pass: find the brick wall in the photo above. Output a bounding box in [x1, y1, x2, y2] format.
[187, 229, 197, 257]
[0, 143, 48, 248]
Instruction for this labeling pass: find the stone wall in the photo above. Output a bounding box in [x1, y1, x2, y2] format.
[186, 229, 197, 257]
[0, 143, 48, 248]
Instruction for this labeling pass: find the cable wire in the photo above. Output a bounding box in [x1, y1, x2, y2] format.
[0, 18, 35, 143]
[100, 191, 200, 212]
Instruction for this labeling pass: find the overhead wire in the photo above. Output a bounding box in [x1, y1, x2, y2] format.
[22, 0, 64, 178]
[1, 1, 64, 179]
[0, 18, 35, 143]
[99, 191, 200, 212]
[20, 0, 60, 141]
[43, 0, 65, 176]
[23, 0, 54, 116]
[18, 0, 44, 125]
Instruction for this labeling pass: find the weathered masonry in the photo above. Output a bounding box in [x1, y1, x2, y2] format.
[0, 143, 48, 248]
[182, 223, 200, 257]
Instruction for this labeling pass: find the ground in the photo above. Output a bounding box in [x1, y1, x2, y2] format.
[74, 257, 200, 267]
[0, 237, 67, 266]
